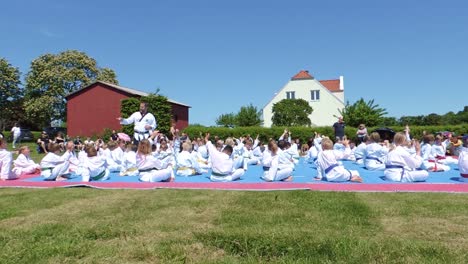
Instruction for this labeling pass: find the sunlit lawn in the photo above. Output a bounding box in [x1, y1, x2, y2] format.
[0, 189, 467, 263]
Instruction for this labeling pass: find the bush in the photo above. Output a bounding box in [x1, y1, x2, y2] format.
[182, 124, 468, 144]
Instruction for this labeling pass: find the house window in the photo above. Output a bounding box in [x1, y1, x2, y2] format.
[311, 90, 320, 101]
[286, 91, 295, 99]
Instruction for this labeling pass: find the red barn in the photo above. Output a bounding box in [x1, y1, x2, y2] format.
[66, 81, 190, 137]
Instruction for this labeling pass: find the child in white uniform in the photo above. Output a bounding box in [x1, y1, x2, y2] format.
[13, 146, 40, 177]
[40, 143, 71, 181]
[261, 140, 293, 182]
[365, 132, 389, 171]
[175, 141, 206, 176]
[205, 133, 245, 182]
[384, 133, 429, 182]
[458, 135, 468, 182]
[315, 138, 362, 182]
[81, 146, 110, 182]
[137, 139, 174, 182]
[0, 136, 17, 180]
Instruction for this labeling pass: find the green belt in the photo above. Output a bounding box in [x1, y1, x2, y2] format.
[211, 171, 229, 177]
[41, 167, 54, 171]
[138, 168, 158, 173]
[91, 170, 106, 181]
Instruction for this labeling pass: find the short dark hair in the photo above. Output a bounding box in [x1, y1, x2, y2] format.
[222, 145, 233, 155]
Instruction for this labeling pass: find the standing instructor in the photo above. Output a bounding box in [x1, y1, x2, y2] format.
[117, 102, 157, 144]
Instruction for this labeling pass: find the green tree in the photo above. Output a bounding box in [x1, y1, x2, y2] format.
[271, 99, 313, 127]
[216, 113, 236, 128]
[24, 50, 118, 127]
[97, 68, 119, 85]
[339, 98, 387, 127]
[0, 58, 22, 130]
[236, 104, 262, 127]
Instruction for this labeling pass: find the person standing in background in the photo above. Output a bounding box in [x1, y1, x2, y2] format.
[333, 117, 345, 141]
[11, 122, 21, 149]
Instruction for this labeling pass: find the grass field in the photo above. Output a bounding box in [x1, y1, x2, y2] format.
[1, 189, 468, 263]
[2, 142, 468, 263]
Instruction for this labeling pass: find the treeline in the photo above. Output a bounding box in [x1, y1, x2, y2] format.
[382, 106, 468, 126]
[0, 50, 118, 131]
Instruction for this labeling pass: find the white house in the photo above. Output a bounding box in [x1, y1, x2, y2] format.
[262, 70, 345, 127]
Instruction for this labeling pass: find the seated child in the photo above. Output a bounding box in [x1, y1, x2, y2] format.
[137, 139, 174, 182]
[353, 135, 368, 165]
[364, 132, 389, 170]
[175, 141, 207, 176]
[261, 140, 294, 182]
[421, 134, 449, 172]
[40, 142, 71, 181]
[120, 143, 138, 176]
[205, 133, 245, 182]
[0, 136, 18, 180]
[315, 138, 362, 182]
[13, 146, 40, 177]
[384, 133, 429, 182]
[81, 145, 110, 182]
[458, 135, 468, 182]
[431, 135, 457, 165]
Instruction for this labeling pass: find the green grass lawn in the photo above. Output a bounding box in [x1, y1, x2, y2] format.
[0, 189, 467, 263]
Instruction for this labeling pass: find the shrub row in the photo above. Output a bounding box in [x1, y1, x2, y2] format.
[183, 124, 468, 144]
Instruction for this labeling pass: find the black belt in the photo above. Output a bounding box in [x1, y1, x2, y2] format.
[135, 131, 149, 134]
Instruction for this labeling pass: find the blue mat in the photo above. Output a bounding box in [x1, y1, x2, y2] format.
[24, 159, 466, 184]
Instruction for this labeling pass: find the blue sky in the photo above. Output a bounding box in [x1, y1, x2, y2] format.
[2, 0, 467, 126]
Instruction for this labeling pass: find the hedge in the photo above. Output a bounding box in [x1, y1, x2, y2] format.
[182, 124, 468, 144]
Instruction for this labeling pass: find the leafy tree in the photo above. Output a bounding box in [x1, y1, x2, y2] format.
[0, 58, 22, 130]
[236, 104, 262, 127]
[423, 113, 442, 126]
[339, 98, 387, 127]
[216, 113, 236, 127]
[399, 115, 425, 126]
[97, 68, 119, 84]
[380, 116, 398, 127]
[271, 99, 313, 127]
[24, 50, 118, 127]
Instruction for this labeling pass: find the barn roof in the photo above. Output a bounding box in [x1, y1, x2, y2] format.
[66, 81, 191, 107]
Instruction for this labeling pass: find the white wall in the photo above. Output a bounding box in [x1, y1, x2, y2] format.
[262, 79, 344, 127]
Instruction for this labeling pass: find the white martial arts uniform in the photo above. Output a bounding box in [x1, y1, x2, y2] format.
[40, 152, 71, 181]
[206, 141, 244, 182]
[13, 153, 40, 177]
[261, 153, 294, 182]
[316, 147, 359, 182]
[175, 150, 206, 176]
[120, 111, 157, 142]
[458, 146, 468, 182]
[421, 143, 450, 171]
[0, 148, 17, 180]
[353, 142, 367, 165]
[137, 153, 173, 182]
[384, 146, 429, 182]
[431, 144, 458, 165]
[81, 155, 110, 182]
[365, 143, 388, 171]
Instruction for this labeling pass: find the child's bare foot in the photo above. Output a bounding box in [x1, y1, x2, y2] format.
[350, 175, 363, 183]
[283, 176, 293, 182]
[56, 176, 68, 181]
[314, 177, 321, 181]
[163, 177, 175, 182]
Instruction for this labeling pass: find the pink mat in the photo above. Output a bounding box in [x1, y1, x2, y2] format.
[1, 176, 468, 193]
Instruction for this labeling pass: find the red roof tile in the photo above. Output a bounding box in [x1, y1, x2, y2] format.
[291, 70, 314, 80]
[319, 79, 341, 93]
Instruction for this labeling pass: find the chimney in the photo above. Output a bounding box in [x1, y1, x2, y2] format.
[339, 76, 344, 90]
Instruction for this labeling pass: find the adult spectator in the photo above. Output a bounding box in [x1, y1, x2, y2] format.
[356, 124, 368, 143]
[37, 131, 50, 154]
[117, 101, 157, 144]
[11, 122, 21, 149]
[332, 117, 346, 141]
